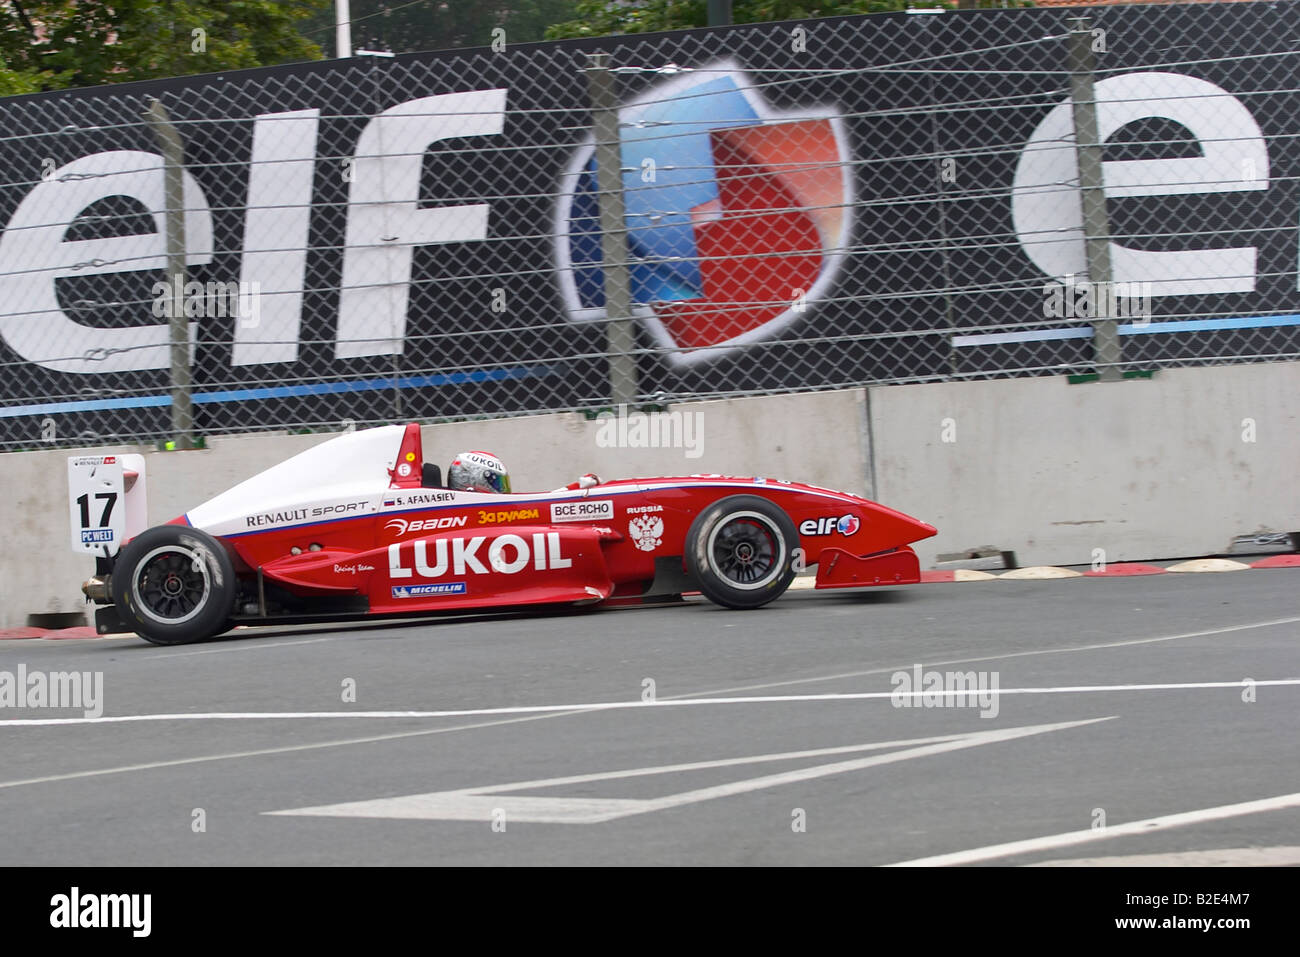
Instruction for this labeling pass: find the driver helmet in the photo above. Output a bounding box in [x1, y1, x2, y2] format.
[448, 450, 510, 494]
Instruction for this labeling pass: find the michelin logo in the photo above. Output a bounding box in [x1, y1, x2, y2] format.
[392, 583, 467, 598]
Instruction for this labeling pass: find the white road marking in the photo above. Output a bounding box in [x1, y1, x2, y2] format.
[134, 613, 533, 659]
[670, 614, 1300, 699]
[4, 614, 1292, 798]
[1028, 846, 1300, 867]
[887, 792, 1300, 867]
[143, 635, 346, 659]
[21, 611, 1298, 700]
[1, 679, 1295, 728]
[0, 711, 592, 791]
[266, 718, 1111, 824]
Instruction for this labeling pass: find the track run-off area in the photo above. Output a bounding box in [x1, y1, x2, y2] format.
[0, 569, 1296, 865]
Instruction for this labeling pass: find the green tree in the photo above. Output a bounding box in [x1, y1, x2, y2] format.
[0, 60, 49, 96]
[545, 1, 1034, 39]
[298, 0, 581, 56]
[0, 0, 328, 94]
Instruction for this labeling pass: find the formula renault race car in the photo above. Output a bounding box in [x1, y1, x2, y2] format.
[70, 424, 937, 645]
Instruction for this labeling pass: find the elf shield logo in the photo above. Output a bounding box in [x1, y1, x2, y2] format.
[555, 60, 852, 366]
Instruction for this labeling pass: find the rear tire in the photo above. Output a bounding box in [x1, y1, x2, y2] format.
[685, 495, 798, 609]
[110, 525, 237, 645]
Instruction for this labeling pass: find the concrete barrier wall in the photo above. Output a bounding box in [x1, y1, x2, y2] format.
[870, 361, 1300, 568]
[2, 363, 1296, 627]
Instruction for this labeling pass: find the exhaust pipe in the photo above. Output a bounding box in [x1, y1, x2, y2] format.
[81, 576, 111, 604]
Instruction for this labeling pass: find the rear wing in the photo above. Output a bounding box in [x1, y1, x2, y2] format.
[67, 454, 148, 558]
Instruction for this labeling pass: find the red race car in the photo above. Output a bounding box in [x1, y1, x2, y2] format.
[71, 423, 936, 645]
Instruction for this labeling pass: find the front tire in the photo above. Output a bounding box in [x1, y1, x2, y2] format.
[110, 526, 237, 645]
[685, 495, 798, 609]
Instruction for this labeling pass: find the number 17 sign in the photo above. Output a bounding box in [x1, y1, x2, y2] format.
[67, 454, 147, 556]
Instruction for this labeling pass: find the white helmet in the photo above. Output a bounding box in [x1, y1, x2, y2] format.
[447, 450, 510, 494]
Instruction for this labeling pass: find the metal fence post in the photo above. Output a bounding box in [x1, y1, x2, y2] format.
[584, 53, 639, 407]
[142, 97, 195, 447]
[1068, 17, 1121, 381]
[336, 0, 353, 58]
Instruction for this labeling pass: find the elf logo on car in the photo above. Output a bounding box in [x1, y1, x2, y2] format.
[384, 515, 468, 537]
[388, 532, 572, 578]
[550, 499, 614, 522]
[799, 514, 860, 537]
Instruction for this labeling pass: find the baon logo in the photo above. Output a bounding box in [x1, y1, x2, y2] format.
[555, 60, 852, 366]
[385, 515, 468, 537]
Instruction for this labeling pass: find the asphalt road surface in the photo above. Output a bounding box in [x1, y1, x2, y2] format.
[1, 571, 1297, 865]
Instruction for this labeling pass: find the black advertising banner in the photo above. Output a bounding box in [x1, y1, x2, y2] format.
[0, 4, 1297, 448]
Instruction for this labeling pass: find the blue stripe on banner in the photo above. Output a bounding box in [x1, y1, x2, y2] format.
[0, 366, 559, 419]
[0, 394, 174, 418]
[1117, 314, 1300, 335]
[953, 313, 1300, 348]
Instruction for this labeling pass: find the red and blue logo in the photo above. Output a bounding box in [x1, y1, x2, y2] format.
[555, 62, 852, 365]
[836, 514, 860, 537]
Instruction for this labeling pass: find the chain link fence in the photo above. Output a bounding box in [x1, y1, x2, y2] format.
[1, 3, 1297, 451]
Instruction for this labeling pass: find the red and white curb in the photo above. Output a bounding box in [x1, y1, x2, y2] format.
[0, 626, 100, 640]
[783, 553, 1293, 591]
[917, 554, 1299, 583]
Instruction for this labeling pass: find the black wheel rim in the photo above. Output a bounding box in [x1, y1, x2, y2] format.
[710, 517, 779, 586]
[135, 548, 208, 623]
